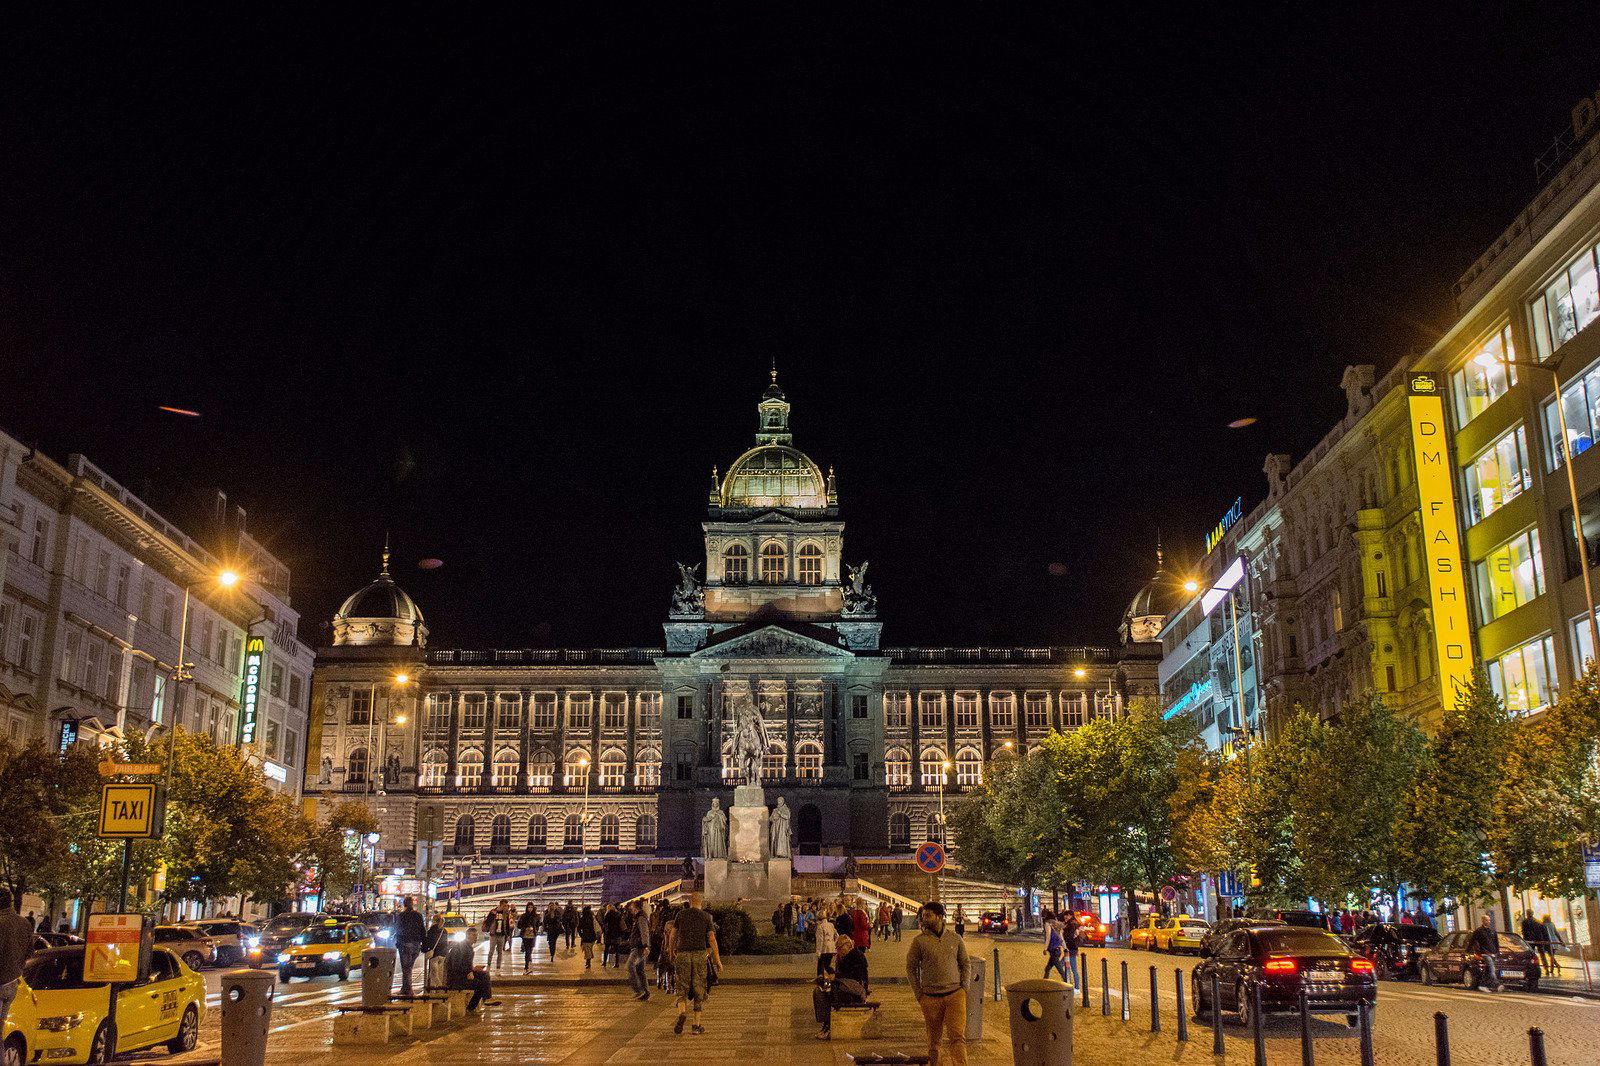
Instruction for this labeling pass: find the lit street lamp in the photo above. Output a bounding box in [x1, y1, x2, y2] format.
[377, 672, 416, 795]
[162, 567, 244, 793]
[578, 755, 592, 858]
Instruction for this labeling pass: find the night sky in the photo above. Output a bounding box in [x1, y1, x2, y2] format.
[3, 7, 1599, 651]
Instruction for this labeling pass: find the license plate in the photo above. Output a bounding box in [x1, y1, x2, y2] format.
[1500, 969, 1522, 979]
[294, 959, 317, 967]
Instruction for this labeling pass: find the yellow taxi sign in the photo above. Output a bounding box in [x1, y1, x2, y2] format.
[84, 914, 143, 983]
[98, 761, 162, 777]
[98, 783, 161, 838]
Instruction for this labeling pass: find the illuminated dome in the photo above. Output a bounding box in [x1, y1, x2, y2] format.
[721, 445, 828, 509]
[332, 546, 428, 647]
[1121, 551, 1183, 645]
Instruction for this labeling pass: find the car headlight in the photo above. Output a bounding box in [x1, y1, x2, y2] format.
[277, 953, 291, 963]
[38, 1013, 84, 1032]
[245, 936, 261, 949]
[450, 931, 466, 943]
[323, 951, 343, 960]
[374, 929, 392, 941]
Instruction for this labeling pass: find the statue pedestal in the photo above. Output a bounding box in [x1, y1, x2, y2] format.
[704, 787, 791, 908]
[728, 802, 768, 864]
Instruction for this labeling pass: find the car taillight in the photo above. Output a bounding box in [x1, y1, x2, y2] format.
[1262, 957, 1297, 975]
[1349, 958, 1375, 974]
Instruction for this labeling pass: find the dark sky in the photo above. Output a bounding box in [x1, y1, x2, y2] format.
[3, 6, 1598, 651]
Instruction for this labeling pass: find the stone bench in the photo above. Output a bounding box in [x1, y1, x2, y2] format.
[830, 1002, 882, 1039]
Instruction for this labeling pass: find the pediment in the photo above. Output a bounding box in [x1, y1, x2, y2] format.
[746, 510, 805, 525]
[691, 624, 854, 660]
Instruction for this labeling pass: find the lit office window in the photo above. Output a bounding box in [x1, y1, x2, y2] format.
[1487, 634, 1556, 716]
[1463, 425, 1531, 525]
[1531, 242, 1600, 359]
[1473, 528, 1544, 622]
[1450, 327, 1517, 427]
[884, 692, 910, 728]
[1541, 358, 1600, 470]
[885, 748, 911, 789]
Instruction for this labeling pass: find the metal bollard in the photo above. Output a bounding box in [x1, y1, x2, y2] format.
[1102, 956, 1110, 1016]
[1211, 971, 1224, 1055]
[221, 968, 275, 1066]
[1529, 1027, 1548, 1066]
[1251, 982, 1267, 1066]
[1298, 989, 1314, 1066]
[1081, 959, 1090, 1008]
[1434, 1011, 1451, 1066]
[1358, 1000, 1375, 1066]
[1150, 965, 1160, 1031]
[1175, 968, 1188, 1042]
[966, 957, 986, 1040]
[994, 947, 1002, 1001]
[361, 946, 397, 1010]
[1120, 959, 1130, 1021]
[1005, 979, 1074, 1066]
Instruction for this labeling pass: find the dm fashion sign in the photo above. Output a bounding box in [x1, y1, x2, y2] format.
[1407, 374, 1472, 711]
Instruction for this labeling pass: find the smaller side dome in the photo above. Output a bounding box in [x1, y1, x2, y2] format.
[333, 545, 428, 647]
[1121, 555, 1185, 646]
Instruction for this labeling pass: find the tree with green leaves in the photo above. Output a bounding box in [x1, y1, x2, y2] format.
[0, 739, 116, 914]
[305, 799, 379, 905]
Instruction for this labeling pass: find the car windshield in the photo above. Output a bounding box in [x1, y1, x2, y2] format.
[1497, 932, 1530, 950]
[265, 916, 315, 936]
[1255, 929, 1345, 954]
[24, 951, 104, 991]
[1178, 920, 1208, 928]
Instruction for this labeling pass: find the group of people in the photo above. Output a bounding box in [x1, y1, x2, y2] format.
[1516, 911, 1567, 971]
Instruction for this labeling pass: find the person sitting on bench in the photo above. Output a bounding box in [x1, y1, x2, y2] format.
[444, 933, 497, 1010]
[814, 933, 869, 1038]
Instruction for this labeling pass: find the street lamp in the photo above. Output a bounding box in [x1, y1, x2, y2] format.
[578, 755, 592, 859]
[377, 673, 416, 795]
[936, 759, 953, 843]
[1498, 352, 1600, 658]
[163, 567, 245, 790]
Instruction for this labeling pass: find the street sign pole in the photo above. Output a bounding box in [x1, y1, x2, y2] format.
[117, 839, 132, 913]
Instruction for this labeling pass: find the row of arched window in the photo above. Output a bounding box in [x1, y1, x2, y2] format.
[883, 747, 983, 790]
[349, 747, 662, 790]
[888, 811, 944, 846]
[453, 812, 657, 851]
[717, 740, 824, 783]
[722, 542, 824, 585]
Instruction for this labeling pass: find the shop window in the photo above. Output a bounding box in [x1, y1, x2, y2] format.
[1487, 634, 1556, 716]
[1474, 528, 1544, 622]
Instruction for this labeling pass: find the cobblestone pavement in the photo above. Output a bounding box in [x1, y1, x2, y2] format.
[167, 933, 1600, 1063]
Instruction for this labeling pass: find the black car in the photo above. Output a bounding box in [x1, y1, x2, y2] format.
[252, 912, 324, 967]
[1244, 908, 1328, 930]
[1200, 918, 1286, 957]
[1348, 923, 1440, 980]
[1194, 926, 1378, 1028]
[1418, 929, 1541, 992]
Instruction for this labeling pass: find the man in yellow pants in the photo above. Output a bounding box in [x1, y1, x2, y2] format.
[906, 901, 970, 1066]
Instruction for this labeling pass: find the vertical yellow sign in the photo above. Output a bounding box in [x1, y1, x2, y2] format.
[1407, 374, 1473, 710]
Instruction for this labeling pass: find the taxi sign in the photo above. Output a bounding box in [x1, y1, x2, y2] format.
[98, 782, 162, 838]
[98, 761, 162, 777]
[84, 913, 143, 982]
[915, 841, 946, 874]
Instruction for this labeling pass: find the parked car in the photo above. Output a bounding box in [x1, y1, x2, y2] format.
[1200, 918, 1285, 957]
[978, 911, 1010, 935]
[1074, 912, 1108, 947]
[1154, 916, 1211, 954]
[1128, 916, 1162, 951]
[180, 920, 258, 965]
[32, 931, 84, 951]
[152, 925, 216, 971]
[1417, 928, 1541, 991]
[1348, 923, 1440, 980]
[1193, 926, 1377, 1028]
[14, 946, 205, 1063]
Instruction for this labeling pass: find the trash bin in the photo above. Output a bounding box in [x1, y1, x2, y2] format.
[362, 946, 397, 1009]
[966, 957, 987, 1040]
[1006, 979, 1073, 1066]
[221, 968, 276, 1066]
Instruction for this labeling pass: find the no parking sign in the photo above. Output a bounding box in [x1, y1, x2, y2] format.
[916, 841, 946, 874]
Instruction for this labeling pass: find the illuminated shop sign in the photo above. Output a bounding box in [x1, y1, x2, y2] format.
[1407, 374, 1472, 709]
[1205, 497, 1244, 555]
[239, 636, 264, 745]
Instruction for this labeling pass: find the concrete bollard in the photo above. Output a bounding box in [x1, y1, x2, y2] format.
[221, 968, 275, 1066]
[362, 947, 397, 1010]
[1006, 979, 1073, 1066]
[967, 957, 987, 1040]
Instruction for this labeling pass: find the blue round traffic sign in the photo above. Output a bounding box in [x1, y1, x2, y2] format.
[915, 841, 946, 873]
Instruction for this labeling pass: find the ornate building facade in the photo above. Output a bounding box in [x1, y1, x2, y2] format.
[306, 377, 1160, 878]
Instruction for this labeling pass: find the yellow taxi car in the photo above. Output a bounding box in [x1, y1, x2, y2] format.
[1128, 915, 1162, 951]
[277, 918, 370, 982]
[440, 911, 472, 945]
[6, 945, 204, 1064]
[1153, 916, 1211, 954]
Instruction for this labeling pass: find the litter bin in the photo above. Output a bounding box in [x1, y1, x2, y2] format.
[362, 946, 397, 1009]
[966, 957, 986, 1040]
[1006, 979, 1073, 1066]
[221, 968, 276, 1066]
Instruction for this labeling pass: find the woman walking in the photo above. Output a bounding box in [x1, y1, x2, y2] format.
[1041, 909, 1070, 982]
[815, 903, 838, 977]
[578, 904, 598, 969]
[544, 903, 562, 960]
[518, 903, 542, 971]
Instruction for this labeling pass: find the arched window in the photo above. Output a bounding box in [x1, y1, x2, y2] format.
[889, 811, 911, 846]
[761, 744, 786, 781]
[927, 814, 944, 844]
[635, 749, 660, 788]
[453, 817, 475, 851]
[956, 749, 982, 788]
[493, 749, 519, 788]
[600, 813, 619, 847]
[457, 750, 483, 788]
[564, 749, 590, 787]
[419, 749, 446, 788]
[885, 748, 911, 790]
[490, 814, 511, 851]
[599, 749, 626, 788]
[720, 741, 740, 784]
[636, 813, 657, 847]
[345, 747, 368, 786]
[529, 750, 555, 789]
[564, 814, 583, 846]
[797, 543, 823, 585]
[723, 544, 749, 585]
[527, 814, 547, 848]
[795, 741, 823, 781]
[759, 541, 786, 583]
[920, 749, 949, 788]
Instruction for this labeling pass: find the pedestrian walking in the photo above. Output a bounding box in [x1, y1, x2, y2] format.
[578, 905, 598, 969]
[953, 904, 966, 937]
[891, 903, 904, 941]
[422, 911, 448, 991]
[1042, 909, 1069, 982]
[625, 901, 650, 1001]
[485, 900, 514, 973]
[665, 891, 721, 1036]
[850, 900, 871, 952]
[814, 931, 869, 1039]
[1540, 913, 1564, 973]
[562, 902, 578, 949]
[654, 903, 676, 991]
[518, 903, 542, 971]
[1062, 909, 1081, 986]
[815, 903, 837, 977]
[394, 895, 427, 996]
[0, 890, 33, 1037]
[906, 901, 969, 1066]
[544, 903, 562, 959]
[603, 903, 626, 968]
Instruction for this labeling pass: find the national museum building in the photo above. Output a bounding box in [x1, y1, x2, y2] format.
[305, 376, 1161, 880]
